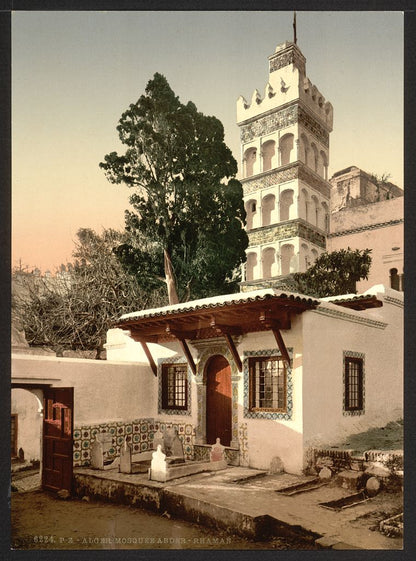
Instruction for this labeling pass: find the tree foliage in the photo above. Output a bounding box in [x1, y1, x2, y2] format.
[290, 248, 372, 297]
[100, 73, 248, 303]
[12, 229, 165, 358]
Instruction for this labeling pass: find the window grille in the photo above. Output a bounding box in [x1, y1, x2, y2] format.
[162, 364, 188, 410]
[249, 356, 287, 412]
[344, 357, 363, 411]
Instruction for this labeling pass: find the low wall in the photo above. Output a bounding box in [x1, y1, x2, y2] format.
[74, 418, 196, 467]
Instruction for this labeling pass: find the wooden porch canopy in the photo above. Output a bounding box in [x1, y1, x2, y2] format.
[114, 290, 320, 376]
[322, 294, 383, 311]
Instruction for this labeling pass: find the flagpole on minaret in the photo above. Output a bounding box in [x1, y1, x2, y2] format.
[293, 11, 297, 45]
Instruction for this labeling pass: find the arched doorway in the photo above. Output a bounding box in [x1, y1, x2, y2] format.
[11, 388, 43, 463]
[206, 355, 232, 446]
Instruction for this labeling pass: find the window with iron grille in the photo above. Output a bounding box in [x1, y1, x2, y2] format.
[344, 357, 364, 411]
[161, 363, 188, 410]
[248, 356, 287, 412]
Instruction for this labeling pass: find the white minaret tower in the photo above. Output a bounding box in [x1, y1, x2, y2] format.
[238, 33, 333, 290]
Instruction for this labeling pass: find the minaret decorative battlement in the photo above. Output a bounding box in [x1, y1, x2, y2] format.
[238, 39, 333, 291]
[237, 41, 333, 131]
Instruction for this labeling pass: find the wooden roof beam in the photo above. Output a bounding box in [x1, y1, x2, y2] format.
[140, 342, 157, 376]
[209, 317, 243, 336]
[271, 328, 291, 366]
[223, 332, 242, 372]
[210, 318, 242, 371]
[177, 339, 197, 375]
[259, 311, 291, 331]
[165, 324, 198, 340]
[129, 328, 161, 344]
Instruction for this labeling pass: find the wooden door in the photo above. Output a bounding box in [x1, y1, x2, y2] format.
[42, 387, 73, 493]
[206, 355, 232, 446]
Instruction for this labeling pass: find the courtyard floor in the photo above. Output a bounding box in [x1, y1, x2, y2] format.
[11, 488, 320, 551]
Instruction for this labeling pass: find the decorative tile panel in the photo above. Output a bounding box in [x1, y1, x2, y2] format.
[73, 417, 154, 467]
[193, 445, 211, 462]
[240, 104, 328, 147]
[238, 423, 249, 467]
[269, 46, 306, 75]
[243, 349, 293, 420]
[74, 419, 196, 465]
[242, 162, 330, 199]
[298, 106, 329, 147]
[240, 105, 297, 144]
[247, 219, 326, 249]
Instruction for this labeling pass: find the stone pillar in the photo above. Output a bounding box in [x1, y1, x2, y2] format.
[295, 138, 300, 161]
[195, 381, 206, 445]
[230, 376, 240, 449]
[31, 389, 44, 475]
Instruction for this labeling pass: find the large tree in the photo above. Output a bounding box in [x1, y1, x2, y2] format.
[288, 248, 372, 298]
[12, 228, 165, 358]
[100, 73, 248, 304]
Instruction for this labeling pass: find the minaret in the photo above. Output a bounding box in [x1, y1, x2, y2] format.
[237, 39, 333, 290]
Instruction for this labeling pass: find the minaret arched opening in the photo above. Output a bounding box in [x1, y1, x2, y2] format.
[320, 150, 328, 180]
[280, 244, 295, 275]
[262, 140, 276, 172]
[300, 242, 309, 272]
[311, 195, 319, 227]
[279, 189, 294, 221]
[246, 252, 258, 281]
[262, 247, 277, 278]
[299, 133, 309, 167]
[321, 201, 329, 232]
[245, 199, 257, 230]
[299, 188, 309, 221]
[261, 194, 276, 227]
[244, 147, 257, 177]
[280, 134, 294, 166]
[311, 143, 319, 173]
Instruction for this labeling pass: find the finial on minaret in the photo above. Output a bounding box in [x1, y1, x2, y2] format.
[293, 11, 297, 45]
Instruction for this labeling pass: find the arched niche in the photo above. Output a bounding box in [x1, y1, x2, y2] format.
[245, 199, 257, 230]
[279, 189, 294, 221]
[280, 133, 294, 166]
[262, 247, 277, 278]
[261, 193, 275, 227]
[244, 147, 257, 177]
[262, 140, 276, 172]
[246, 252, 258, 281]
[280, 244, 295, 275]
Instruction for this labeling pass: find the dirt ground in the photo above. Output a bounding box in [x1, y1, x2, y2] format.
[11, 489, 321, 551]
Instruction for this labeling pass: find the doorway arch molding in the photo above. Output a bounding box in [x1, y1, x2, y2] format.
[193, 339, 240, 448]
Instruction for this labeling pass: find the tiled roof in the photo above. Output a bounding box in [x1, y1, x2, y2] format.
[119, 288, 319, 323]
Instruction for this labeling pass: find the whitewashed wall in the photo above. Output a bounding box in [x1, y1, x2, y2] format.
[301, 287, 403, 456]
[12, 354, 157, 425]
[236, 317, 304, 474]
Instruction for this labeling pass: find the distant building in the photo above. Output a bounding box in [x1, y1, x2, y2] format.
[329, 166, 403, 213]
[328, 167, 403, 292]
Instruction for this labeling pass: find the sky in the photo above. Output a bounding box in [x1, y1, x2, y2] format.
[12, 11, 404, 273]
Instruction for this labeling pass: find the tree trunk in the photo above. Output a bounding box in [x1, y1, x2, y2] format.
[164, 249, 179, 305]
